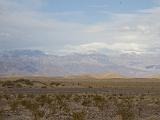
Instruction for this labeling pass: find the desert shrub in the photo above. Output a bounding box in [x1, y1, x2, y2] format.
[64, 94, 72, 100]
[21, 99, 39, 111]
[55, 95, 70, 112]
[0, 94, 2, 101]
[93, 95, 106, 110]
[82, 98, 92, 107]
[9, 99, 20, 112]
[17, 94, 25, 99]
[35, 94, 53, 106]
[3, 94, 10, 100]
[0, 108, 5, 120]
[117, 99, 135, 120]
[2, 81, 14, 88]
[2, 79, 34, 88]
[48, 102, 57, 114]
[50, 82, 61, 86]
[88, 86, 92, 88]
[36, 110, 45, 119]
[16, 83, 23, 88]
[21, 99, 42, 120]
[73, 94, 81, 102]
[72, 111, 86, 120]
[15, 79, 33, 86]
[41, 86, 47, 88]
[26, 94, 35, 99]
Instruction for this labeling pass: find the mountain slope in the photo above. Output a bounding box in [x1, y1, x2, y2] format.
[0, 50, 155, 77]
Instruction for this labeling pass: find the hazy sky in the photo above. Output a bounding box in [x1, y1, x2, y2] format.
[0, 0, 160, 55]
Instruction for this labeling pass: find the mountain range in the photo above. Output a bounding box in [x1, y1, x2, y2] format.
[0, 49, 159, 77]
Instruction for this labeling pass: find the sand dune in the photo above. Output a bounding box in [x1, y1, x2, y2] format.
[66, 72, 125, 79]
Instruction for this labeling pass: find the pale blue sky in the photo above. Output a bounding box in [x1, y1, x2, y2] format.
[0, 0, 160, 55]
[12, 0, 157, 23]
[43, 0, 155, 12]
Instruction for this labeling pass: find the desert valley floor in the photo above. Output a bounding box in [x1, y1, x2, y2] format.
[1, 77, 160, 120]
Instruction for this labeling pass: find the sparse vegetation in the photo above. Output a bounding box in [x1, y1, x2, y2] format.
[0, 93, 159, 120]
[0, 78, 48, 88]
[1, 77, 160, 119]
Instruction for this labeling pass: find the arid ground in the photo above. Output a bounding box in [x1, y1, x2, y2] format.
[1, 77, 160, 120]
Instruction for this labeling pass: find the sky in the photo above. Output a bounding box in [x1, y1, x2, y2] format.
[0, 0, 160, 55]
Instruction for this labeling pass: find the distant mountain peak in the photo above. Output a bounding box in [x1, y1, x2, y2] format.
[0, 49, 46, 57]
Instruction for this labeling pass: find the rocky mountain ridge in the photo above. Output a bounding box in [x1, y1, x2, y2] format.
[0, 49, 159, 77]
